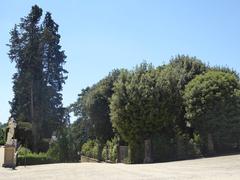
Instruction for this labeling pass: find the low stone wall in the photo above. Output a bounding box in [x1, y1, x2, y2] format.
[80, 155, 99, 163]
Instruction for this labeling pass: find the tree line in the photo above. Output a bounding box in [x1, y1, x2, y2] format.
[70, 56, 240, 163]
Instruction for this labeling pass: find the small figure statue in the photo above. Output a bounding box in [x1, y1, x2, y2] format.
[6, 117, 17, 145]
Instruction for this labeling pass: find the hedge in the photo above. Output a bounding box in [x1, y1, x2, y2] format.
[17, 152, 57, 166]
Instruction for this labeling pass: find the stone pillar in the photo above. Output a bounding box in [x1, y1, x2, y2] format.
[207, 133, 215, 155]
[3, 145, 16, 168]
[119, 146, 128, 163]
[116, 144, 120, 163]
[143, 139, 153, 163]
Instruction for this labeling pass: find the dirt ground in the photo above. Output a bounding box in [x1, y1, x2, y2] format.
[1, 154, 240, 180]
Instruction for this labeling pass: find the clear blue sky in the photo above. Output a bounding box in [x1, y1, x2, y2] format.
[1, 0, 240, 123]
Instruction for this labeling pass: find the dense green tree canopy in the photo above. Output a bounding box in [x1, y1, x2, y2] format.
[84, 70, 120, 144]
[110, 63, 173, 144]
[184, 71, 240, 152]
[70, 70, 120, 146]
[70, 87, 92, 151]
[72, 57, 240, 163]
[158, 55, 207, 132]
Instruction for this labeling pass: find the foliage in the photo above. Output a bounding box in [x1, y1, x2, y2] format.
[47, 127, 77, 162]
[18, 146, 32, 156]
[81, 140, 99, 159]
[70, 87, 90, 120]
[0, 128, 5, 145]
[17, 146, 57, 165]
[0, 123, 7, 129]
[102, 137, 118, 162]
[46, 142, 61, 162]
[69, 87, 93, 148]
[70, 118, 90, 153]
[210, 66, 239, 80]
[15, 121, 33, 148]
[110, 64, 161, 142]
[158, 55, 207, 133]
[110, 63, 178, 163]
[84, 70, 120, 144]
[40, 11, 68, 139]
[18, 152, 56, 166]
[70, 56, 240, 163]
[69, 70, 120, 159]
[8, 5, 67, 151]
[184, 70, 240, 153]
[0, 123, 7, 145]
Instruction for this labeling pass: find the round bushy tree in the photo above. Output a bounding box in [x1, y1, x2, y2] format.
[159, 55, 206, 133]
[110, 63, 174, 163]
[184, 71, 240, 154]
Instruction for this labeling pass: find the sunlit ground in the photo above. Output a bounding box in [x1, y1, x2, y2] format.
[1, 154, 240, 180]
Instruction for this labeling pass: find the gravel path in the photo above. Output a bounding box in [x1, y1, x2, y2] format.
[1, 154, 240, 180]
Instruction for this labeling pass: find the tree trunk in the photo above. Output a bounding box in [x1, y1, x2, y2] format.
[30, 82, 37, 152]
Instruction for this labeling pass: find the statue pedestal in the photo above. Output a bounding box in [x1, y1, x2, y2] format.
[2, 145, 16, 168]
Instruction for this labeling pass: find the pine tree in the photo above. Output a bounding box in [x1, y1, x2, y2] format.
[41, 12, 68, 138]
[8, 5, 67, 151]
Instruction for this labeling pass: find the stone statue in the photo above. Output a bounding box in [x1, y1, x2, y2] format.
[6, 118, 17, 145]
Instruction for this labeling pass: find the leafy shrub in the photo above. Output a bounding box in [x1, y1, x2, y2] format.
[45, 127, 79, 163]
[18, 146, 32, 156]
[17, 152, 56, 166]
[0, 128, 5, 145]
[81, 140, 99, 159]
[17, 146, 60, 166]
[102, 146, 107, 161]
[102, 137, 118, 162]
[46, 142, 60, 162]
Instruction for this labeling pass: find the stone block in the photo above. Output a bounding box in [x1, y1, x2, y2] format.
[2, 145, 16, 168]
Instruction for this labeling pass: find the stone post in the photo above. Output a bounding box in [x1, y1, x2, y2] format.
[143, 139, 153, 163]
[207, 133, 215, 155]
[3, 144, 16, 168]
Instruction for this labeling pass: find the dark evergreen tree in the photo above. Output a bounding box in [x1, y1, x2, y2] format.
[41, 12, 68, 138]
[8, 5, 43, 150]
[8, 5, 67, 151]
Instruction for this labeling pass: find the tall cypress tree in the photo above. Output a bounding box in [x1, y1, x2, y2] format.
[8, 5, 67, 151]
